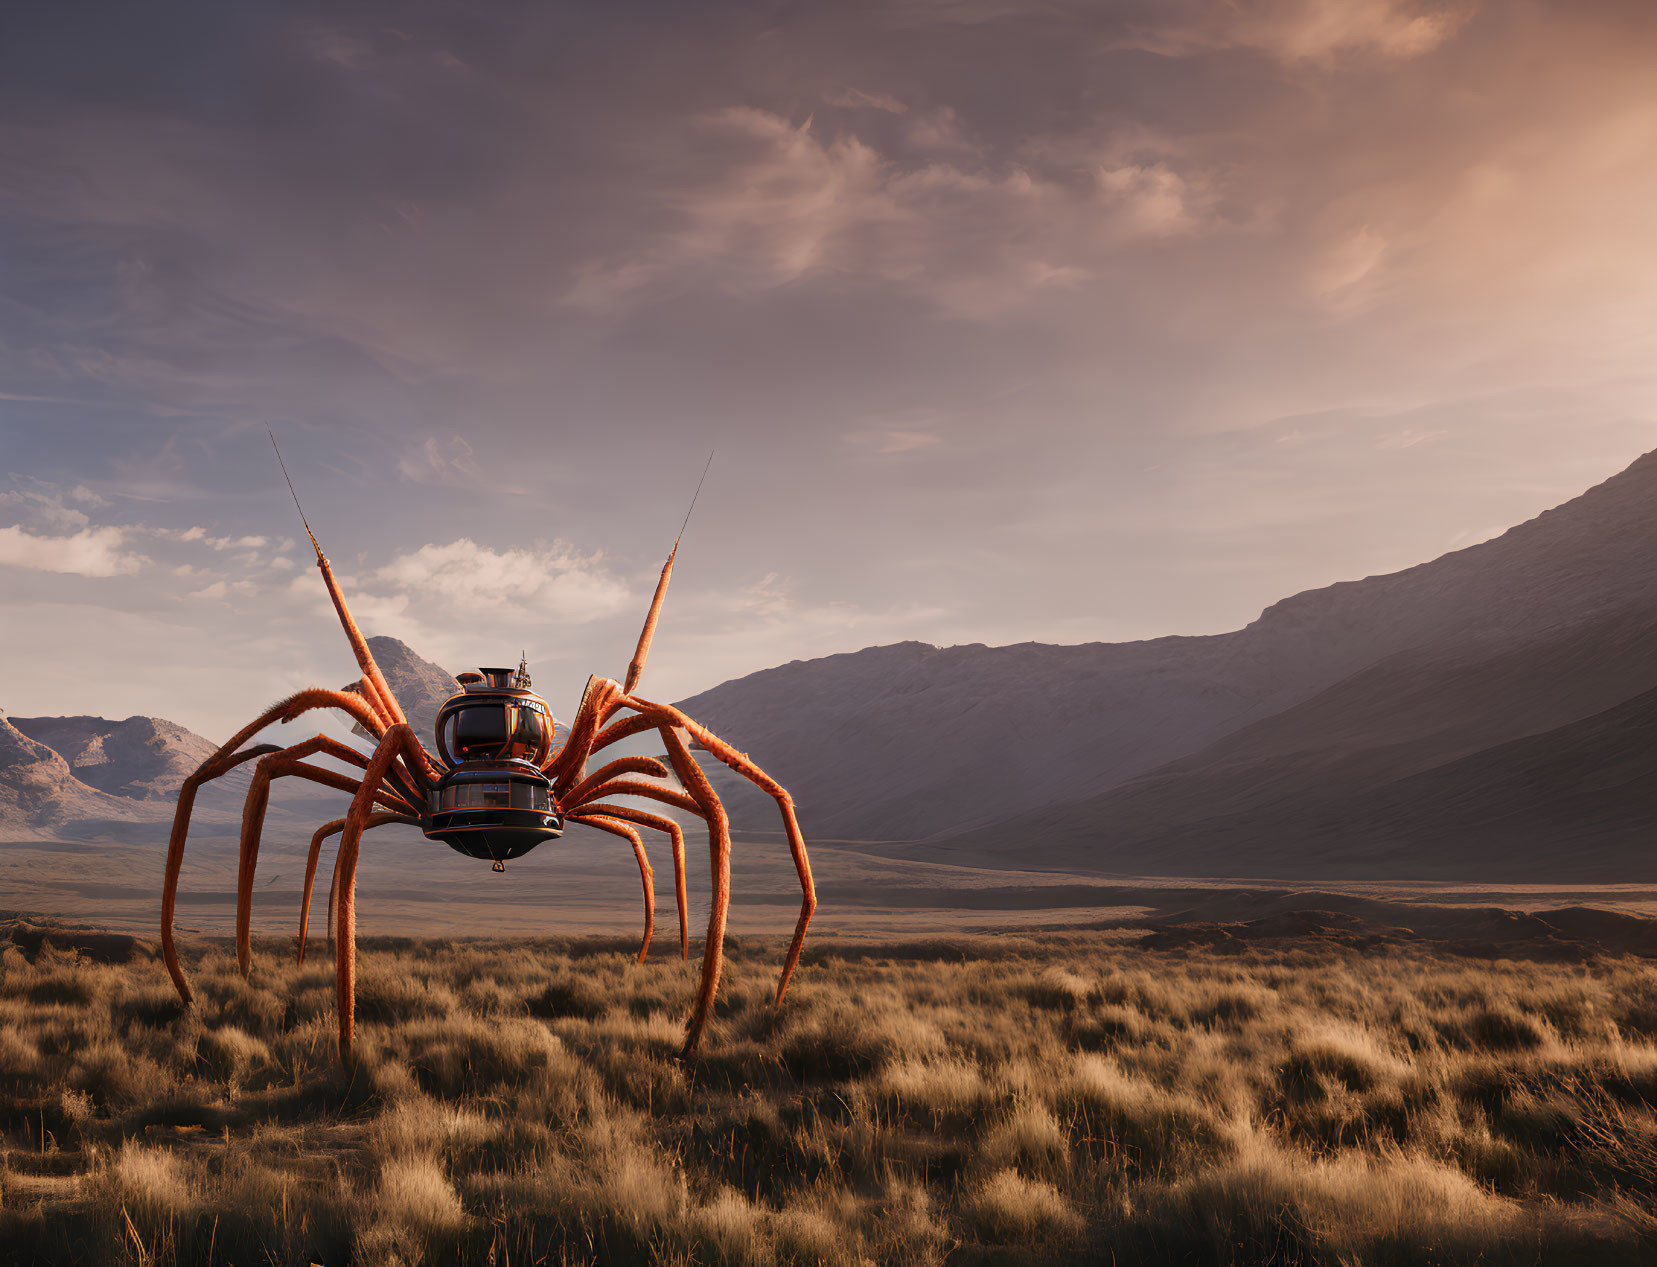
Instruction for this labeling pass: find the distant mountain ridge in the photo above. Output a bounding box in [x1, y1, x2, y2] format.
[13, 453, 1657, 877]
[0, 707, 142, 834]
[343, 636, 463, 743]
[10, 714, 224, 801]
[0, 638, 462, 840]
[677, 450, 1657, 878]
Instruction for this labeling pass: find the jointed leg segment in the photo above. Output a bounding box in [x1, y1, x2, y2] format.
[298, 812, 418, 966]
[332, 723, 425, 1061]
[577, 802, 690, 959]
[569, 813, 656, 961]
[161, 688, 395, 1005]
[236, 738, 418, 978]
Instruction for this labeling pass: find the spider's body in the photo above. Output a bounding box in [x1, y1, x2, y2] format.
[159, 513, 816, 1061]
[426, 666, 563, 864]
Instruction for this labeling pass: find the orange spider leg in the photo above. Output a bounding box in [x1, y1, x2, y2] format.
[307, 542, 450, 786]
[587, 711, 658, 756]
[655, 723, 730, 1054]
[304, 730, 423, 809]
[162, 687, 391, 1005]
[313, 551, 409, 733]
[333, 723, 426, 1061]
[569, 812, 655, 962]
[545, 677, 622, 785]
[576, 802, 689, 959]
[565, 776, 701, 816]
[624, 695, 816, 1005]
[624, 543, 677, 695]
[237, 740, 418, 977]
[298, 812, 419, 966]
[301, 816, 345, 964]
[562, 755, 671, 807]
[564, 700, 696, 953]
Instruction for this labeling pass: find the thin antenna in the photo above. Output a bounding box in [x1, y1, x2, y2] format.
[623, 451, 713, 695]
[676, 450, 715, 546]
[268, 428, 322, 560]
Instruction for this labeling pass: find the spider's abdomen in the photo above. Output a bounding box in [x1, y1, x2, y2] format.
[426, 666, 563, 867]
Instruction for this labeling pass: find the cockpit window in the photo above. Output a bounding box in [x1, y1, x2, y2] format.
[455, 705, 508, 757]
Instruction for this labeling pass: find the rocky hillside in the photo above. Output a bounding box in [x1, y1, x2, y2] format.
[348, 636, 572, 754]
[0, 708, 141, 837]
[1, 638, 453, 835]
[9, 714, 223, 801]
[14, 452, 1657, 877]
[933, 604, 1657, 879]
[0, 638, 564, 839]
[344, 636, 461, 742]
[679, 450, 1657, 868]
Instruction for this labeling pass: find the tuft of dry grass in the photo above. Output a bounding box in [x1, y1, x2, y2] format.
[5, 925, 1657, 1263]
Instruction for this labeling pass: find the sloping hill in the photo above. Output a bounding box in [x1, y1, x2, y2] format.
[678, 450, 1657, 849]
[931, 605, 1657, 879]
[344, 636, 461, 743]
[0, 639, 458, 835]
[0, 709, 141, 837]
[9, 714, 224, 801]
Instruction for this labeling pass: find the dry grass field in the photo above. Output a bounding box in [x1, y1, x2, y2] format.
[7, 923, 1657, 1265]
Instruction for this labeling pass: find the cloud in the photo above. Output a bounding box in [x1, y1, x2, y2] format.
[0, 487, 92, 533]
[823, 86, 908, 113]
[876, 430, 942, 454]
[6, 0, 1657, 741]
[1120, 0, 1476, 63]
[656, 567, 959, 700]
[1312, 225, 1389, 300]
[0, 524, 147, 577]
[398, 435, 494, 489]
[567, 108, 1217, 318]
[907, 107, 969, 151]
[370, 538, 632, 621]
[187, 578, 259, 601]
[1375, 428, 1447, 450]
[158, 526, 267, 550]
[849, 418, 945, 454]
[396, 437, 531, 497]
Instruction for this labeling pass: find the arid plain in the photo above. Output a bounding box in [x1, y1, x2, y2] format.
[11, 803, 1657, 1264]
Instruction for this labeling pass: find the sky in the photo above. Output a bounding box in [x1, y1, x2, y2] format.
[4, 0, 1657, 739]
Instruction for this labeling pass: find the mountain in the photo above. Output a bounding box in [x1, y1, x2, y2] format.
[0, 708, 140, 837]
[677, 451, 1657, 871]
[0, 639, 457, 835]
[933, 605, 1657, 879]
[9, 714, 225, 801]
[13, 451, 1657, 876]
[344, 636, 461, 743]
[0, 639, 513, 839]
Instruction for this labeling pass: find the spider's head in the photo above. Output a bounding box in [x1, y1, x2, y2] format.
[436, 665, 557, 766]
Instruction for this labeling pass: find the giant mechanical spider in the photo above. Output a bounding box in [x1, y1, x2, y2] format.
[159, 453, 814, 1059]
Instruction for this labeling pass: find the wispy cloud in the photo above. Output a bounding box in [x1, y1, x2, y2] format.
[566, 107, 1218, 318]
[822, 86, 908, 113]
[0, 524, 147, 577]
[1116, 0, 1476, 63]
[371, 538, 632, 621]
[5, 0, 1657, 740]
[396, 435, 528, 492]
